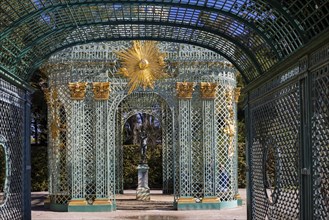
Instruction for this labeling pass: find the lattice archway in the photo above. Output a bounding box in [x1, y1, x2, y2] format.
[115, 92, 174, 194]
[39, 41, 240, 211]
[0, 1, 328, 219]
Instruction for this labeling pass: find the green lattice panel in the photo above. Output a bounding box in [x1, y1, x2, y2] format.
[311, 63, 329, 220]
[250, 82, 301, 219]
[0, 78, 25, 219]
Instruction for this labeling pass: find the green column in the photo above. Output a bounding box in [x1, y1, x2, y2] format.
[94, 100, 108, 199]
[202, 99, 216, 197]
[68, 100, 87, 209]
[178, 99, 192, 198]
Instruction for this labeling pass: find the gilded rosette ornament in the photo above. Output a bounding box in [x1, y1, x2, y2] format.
[116, 40, 167, 94]
[200, 82, 217, 99]
[92, 82, 110, 100]
[68, 82, 88, 100]
[176, 82, 195, 99]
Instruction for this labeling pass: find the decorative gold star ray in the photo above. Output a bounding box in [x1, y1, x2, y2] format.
[116, 41, 167, 94]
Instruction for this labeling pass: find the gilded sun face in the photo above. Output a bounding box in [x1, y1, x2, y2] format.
[139, 59, 149, 70]
[116, 41, 167, 94]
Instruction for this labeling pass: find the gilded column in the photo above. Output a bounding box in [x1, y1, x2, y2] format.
[176, 82, 195, 205]
[92, 82, 111, 207]
[67, 82, 88, 209]
[200, 82, 218, 200]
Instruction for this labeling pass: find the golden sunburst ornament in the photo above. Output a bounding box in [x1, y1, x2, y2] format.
[116, 41, 167, 94]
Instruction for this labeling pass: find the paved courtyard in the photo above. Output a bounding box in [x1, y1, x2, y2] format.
[32, 189, 246, 220]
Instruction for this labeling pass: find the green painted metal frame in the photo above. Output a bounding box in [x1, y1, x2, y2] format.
[3, 0, 327, 85]
[31, 37, 250, 82]
[245, 38, 329, 219]
[1, 1, 281, 58]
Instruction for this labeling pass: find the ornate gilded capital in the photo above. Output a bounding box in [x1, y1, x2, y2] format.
[92, 82, 110, 100]
[234, 87, 241, 102]
[200, 82, 217, 99]
[176, 82, 194, 99]
[68, 82, 88, 100]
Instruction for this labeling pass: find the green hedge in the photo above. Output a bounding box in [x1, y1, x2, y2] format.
[123, 144, 163, 189]
[31, 145, 48, 191]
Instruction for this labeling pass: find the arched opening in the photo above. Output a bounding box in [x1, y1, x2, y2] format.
[121, 113, 162, 190]
[115, 92, 173, 197]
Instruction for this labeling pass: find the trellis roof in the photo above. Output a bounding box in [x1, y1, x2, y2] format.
[0, 0, 328, 84]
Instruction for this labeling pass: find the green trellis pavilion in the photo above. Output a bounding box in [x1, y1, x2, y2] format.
[0, 1, 328, 220]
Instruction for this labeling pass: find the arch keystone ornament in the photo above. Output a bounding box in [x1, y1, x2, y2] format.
[200, 82, 217, 99]
[68, 82, 88, 100]
[116, 41, 167, 94]
[92, 82, 110, 100]
[176, 82, 195, 99]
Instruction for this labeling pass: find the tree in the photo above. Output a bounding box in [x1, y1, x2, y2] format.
[30, 70, 48, 145]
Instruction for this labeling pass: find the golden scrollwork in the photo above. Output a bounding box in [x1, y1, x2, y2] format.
[43, 88, 51, 104]
[92, 82, 110, 100]
[50, 117, 60, 140]
[234, 87, 241, 103]
[176, 82, 195, 99]
[200, 82, 217, 99]
[116, 40, 167, 94]
[44, 86, 60, 140]
[68, 82, 88, 100]
[223, 87, 236, 157]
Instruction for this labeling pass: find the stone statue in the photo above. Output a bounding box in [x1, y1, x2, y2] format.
[140, 129, 148, 164]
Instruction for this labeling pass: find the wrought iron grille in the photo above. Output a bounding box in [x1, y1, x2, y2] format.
[0, 77, 26, 219]
[1, 0, 328, 84]
[249, 82, 301, 219]
[311, 59, 329, 219]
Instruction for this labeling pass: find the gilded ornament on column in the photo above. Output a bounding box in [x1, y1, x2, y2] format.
[50, 117, 60, 140]
[44, 87, 60, 141]
[116, 40, 167, 94]
[68, 82, 88, 100]
[200, 82, 217, 99]
[43, 88, 51, 104]
[224, 87, 236, 157]
[234, 87, 241, 103]
[176, 82, 195, 99]
[92, 82, 110, 100]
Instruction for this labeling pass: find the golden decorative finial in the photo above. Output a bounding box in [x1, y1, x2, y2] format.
[200, 82, 217, 99]
[176, 82, 195, 99]
[234, 87, 241, 103]
[68, 82, 88, 100]
[92, 82, 110, 100]
[116, 40, 167, 94]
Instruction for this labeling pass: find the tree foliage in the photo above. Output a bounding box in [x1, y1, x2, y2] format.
[31, 145, 48, 191]
[123, 144, 162, 189]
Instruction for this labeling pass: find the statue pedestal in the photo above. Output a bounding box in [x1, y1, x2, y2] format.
[136, 163, 150, 201]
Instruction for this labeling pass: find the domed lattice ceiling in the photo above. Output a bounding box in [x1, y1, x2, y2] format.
[0, 0, 328, 84]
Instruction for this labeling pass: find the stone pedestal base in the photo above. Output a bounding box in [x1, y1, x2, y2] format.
[136, 187, 150, 201]
[136, 163, 150, 201]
